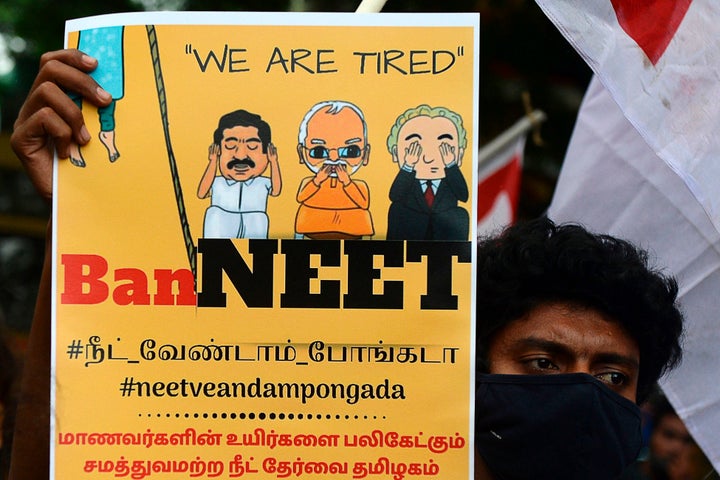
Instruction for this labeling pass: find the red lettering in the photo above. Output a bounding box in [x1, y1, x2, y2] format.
[61, 254, 196, 306]
[113, 268, 151, 305]
[154, 269, 196, 305]
[61, 254, 109, 304]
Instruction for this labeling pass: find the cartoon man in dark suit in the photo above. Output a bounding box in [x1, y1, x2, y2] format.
[385, 105, 469, 240]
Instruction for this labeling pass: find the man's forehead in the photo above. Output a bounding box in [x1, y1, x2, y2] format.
[306, 108, 364, 142]
[308, 107, 362, 127]
[400, 115, 457, 136]
[223, 125, 260, 139]
[496, 303, 639, 361]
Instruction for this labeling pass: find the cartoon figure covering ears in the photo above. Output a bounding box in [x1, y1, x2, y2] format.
[197, 109, 281, 239]
[294, 100, 374, 239]
[386, 105, 469, 241]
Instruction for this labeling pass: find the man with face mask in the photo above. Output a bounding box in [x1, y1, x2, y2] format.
[474, 218, 684, 480]
[295, 100, 374, 239]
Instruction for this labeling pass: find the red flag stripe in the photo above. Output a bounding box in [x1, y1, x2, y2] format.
[477, 154, 521, 223]
[610, 0, 692, 64]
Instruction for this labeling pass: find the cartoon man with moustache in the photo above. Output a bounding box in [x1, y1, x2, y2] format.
[197, 109, 281, 238]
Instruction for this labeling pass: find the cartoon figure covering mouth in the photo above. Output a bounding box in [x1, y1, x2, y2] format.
[294, 100, 374, 239]
[197, 109, 282, 239]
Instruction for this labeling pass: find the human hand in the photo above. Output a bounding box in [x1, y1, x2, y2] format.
[267, 143, 278, 165]
[313, 165, 332, 186]
[208, 143, 220, 162]
[403, 141, 422, 168]
[335, 164, 351, 185]
[439, 141, 456, 165]
[10, 49, 112, 202]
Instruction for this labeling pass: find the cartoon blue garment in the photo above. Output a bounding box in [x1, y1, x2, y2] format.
[78, 26, 124, 99]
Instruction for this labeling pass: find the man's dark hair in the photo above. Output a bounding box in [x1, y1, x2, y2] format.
[213, 109, 271, 153]
[476, 217, 684, 403]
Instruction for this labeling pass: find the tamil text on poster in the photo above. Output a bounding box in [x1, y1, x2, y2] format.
[53, 11, 479, 479]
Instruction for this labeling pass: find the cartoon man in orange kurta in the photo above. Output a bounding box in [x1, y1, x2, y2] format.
[294, 100, 374, 239]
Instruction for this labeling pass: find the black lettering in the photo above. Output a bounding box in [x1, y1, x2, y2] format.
[409, 50, 430, 74]
[353, 51, 377, 74]
[407, 241, 471, 310]
[316, 49, 337, 73]
[343, 240, 404, 309]
[193, 45, 228, 72]
[433, 50, 455, 74]
[266, 47, 289, 73]
[280, 240, 341, 308]
[384, 50, 406, 74]
[291, 48, 314, 73]
[228, 48, 249, 72]
[197, 239, 277, 308]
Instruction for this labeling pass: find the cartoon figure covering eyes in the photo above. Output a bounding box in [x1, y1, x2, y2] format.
[385, 104, 469, 241]
[294, 100, 374, 239]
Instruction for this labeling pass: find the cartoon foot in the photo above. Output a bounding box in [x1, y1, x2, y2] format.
[99, 130, 120, 162]
[69, 144, 86, 168]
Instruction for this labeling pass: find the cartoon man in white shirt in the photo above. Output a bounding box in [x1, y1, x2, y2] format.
[197, 109, 281, 238]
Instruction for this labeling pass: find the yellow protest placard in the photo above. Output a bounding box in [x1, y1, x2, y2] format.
[54, 12, 478, 479]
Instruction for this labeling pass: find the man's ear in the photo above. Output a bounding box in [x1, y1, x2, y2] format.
[456, 147, 465, 167]
[363, 144, 371, 166]
[297, 144, 305, 164]
[391, 145, 399, 163]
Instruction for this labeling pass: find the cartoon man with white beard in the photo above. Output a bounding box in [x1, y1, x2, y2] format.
[294, 100, 374, 239]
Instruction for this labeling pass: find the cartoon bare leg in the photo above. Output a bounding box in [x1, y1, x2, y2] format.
[70, 26, 124, 166]
[67, 96, 86, 167]
[98, 101, 120, 162]
[68, 139, 85, 167]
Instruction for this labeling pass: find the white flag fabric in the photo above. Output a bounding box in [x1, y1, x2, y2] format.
[549, 77, 720, 471]
[477, 134, 524, 237]
[536, 0, 720, 234]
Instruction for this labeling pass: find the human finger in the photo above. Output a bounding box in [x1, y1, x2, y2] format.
[15, 80, 92, 147]
[10, 106, 78, 202]
[31, 49, 108, 103]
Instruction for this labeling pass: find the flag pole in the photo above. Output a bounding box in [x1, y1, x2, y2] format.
[478, 110, 546, 169]
[355, 0, 387, 13]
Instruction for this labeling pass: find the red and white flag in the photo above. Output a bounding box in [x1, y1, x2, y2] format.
[550, 77, 720, 474]
[537, 0, 720, 232]
[537, 0, 720, 470]
[477, 134, 524, 237]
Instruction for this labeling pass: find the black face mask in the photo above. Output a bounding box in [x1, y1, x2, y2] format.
[475, 373, 642, 480]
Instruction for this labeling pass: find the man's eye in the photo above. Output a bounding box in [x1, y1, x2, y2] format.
[223, 141, 238, 150]
[595, 372, 627, 386]
[247, 143, 259, 151]
[528, 358, 558, 371]
[309, 146, 329, 159]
